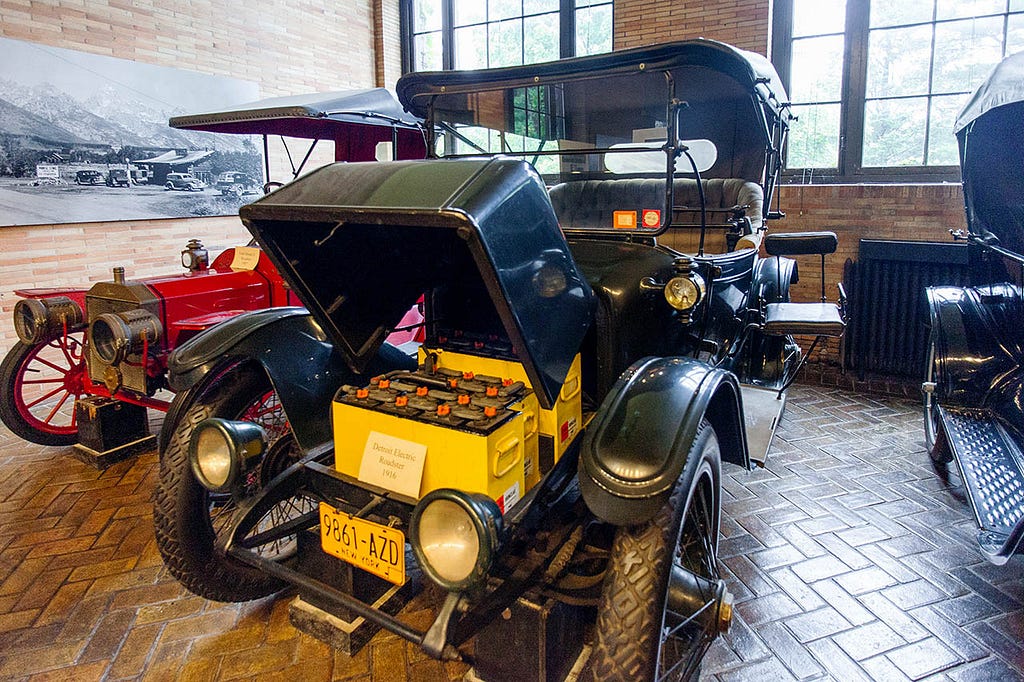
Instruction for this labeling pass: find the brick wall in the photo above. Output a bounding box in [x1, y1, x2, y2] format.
[0, 0, 381, 356]
[614, 0, 770, 53]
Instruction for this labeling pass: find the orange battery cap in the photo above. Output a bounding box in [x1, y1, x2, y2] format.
[416, 386, 429, 396]
[462, 371, 475, 379]
[448, 378, 459, 388]
[437, 404, 451, 416]
[484, 406, 498, 417]
[502, 378, 514, 387]
[395, 395, 409, 407]
[486, 386, 499, 397]
[379, 379, 391, 389]
[370, 376, 381, 385]
[438, 335, 448, 344]
[356, 388, 369, 399]
[457, 394, 471, 405]
[474, 341, 485, 349]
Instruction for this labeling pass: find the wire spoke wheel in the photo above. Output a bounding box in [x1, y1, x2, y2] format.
[659, 470, 723, 679]
[591, 420, 729, 682]
[154, 364, 310, 601]
[1, 333, 87, 445]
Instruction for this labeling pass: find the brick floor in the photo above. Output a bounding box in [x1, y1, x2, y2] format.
[0, 383, 1022, 680]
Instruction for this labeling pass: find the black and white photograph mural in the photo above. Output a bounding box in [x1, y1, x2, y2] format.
[0, 37, 263, 226]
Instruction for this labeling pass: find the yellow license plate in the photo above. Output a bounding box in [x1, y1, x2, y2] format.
[319, 502, 405, 585]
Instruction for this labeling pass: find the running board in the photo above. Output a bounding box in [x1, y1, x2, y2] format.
[938, 406, 1024, 564]
[740, 385, 785, 466]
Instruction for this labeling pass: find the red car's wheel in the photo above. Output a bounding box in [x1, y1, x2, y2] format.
[0, 333, 87, 446]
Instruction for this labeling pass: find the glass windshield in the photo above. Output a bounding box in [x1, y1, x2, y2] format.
[425, 64, 764, 239]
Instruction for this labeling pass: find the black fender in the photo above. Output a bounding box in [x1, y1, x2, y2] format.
[578, 356, 749, 526]
[734, 254, 799, 386]
[161, 307, 415, 453]
[926, 284, 1024, 410]
[752, 253, 797, 306]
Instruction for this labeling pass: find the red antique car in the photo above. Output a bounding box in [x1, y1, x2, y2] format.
[0, 89, 425, 446]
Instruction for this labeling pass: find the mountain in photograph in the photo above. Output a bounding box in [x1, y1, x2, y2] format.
[0, 96, 86, 148]
[0, 78, 249, 153]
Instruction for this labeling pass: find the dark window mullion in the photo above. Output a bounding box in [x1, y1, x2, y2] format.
[560, 0, 575, 58]
[442, 0, 454, 70]
[844, 0, 870, 176]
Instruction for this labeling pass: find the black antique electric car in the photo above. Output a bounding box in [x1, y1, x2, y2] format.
[924, 52, 1024, 565]
[153, 40, 845, 680]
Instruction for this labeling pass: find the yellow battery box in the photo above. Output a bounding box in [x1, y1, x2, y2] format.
[332, 360, 541, 510]
[418, 347, 583, 475]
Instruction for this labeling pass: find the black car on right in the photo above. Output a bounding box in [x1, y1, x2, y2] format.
[924, 51, 1024, 564]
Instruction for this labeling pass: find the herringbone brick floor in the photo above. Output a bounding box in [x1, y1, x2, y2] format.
[0, 384, 1022, 681]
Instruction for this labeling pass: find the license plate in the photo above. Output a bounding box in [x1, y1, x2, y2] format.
[319, 502, 405, 585]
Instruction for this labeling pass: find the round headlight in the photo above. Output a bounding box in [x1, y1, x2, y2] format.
[410, 489, 502, 591]
[90, 309, 162, 366]
[13, 296, 83, 344]
[193, 426, 234, 490]
[189, 418, 267, 492]
[664, 274, 704, 311]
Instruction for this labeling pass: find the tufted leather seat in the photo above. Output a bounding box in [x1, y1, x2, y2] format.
[548, 178, 763, 231]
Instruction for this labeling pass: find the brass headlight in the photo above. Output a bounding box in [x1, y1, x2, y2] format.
[189, 418, 268, 492]
[664, 273, 705, 312]
[13, 296, 83, 344]
[410, 489, 502, 591]
[90, 309, 162, 365]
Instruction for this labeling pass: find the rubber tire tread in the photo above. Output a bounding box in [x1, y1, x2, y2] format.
[589, 420, 718, 681]
[0, 340, 77, 446]
[153, 364, 285, 602]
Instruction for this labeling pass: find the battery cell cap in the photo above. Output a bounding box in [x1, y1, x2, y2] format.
[486, 386, 499, 397]
[484, 406, 498, 417]
[457, 394, 471, 405]
[356, 388, 369, 399]
[395, 395, 409, 407]
[437, 404, 451, 416]
[416, 386, 429, 396]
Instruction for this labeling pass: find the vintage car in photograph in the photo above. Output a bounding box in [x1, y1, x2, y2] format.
[106, 168, 131, 187]
[0, 89, 425, 448]
[215, 171, 260, 196]
[74, 169, 103, 185]
[163, 172, 206, 191]
[153, 40, 846, 680]
[924, 52, 1024, 565]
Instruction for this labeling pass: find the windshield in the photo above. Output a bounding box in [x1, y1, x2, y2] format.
[425, 65, 765, 237]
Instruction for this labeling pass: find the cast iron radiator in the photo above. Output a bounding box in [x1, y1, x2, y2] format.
[843, 239, 968, 378]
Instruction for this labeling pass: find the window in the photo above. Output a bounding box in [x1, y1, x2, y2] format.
[773, 0, 1024, 182]
[403, 0, 612, 73]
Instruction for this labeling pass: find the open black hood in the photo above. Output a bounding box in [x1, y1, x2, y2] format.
[955, 52, 1024, 255]
[239, 157, 594, 408]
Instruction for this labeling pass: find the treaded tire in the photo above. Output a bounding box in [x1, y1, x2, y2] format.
[0, 337, 84, 446]
[153, 364, 286, 602]
[590, 419, 722, 681]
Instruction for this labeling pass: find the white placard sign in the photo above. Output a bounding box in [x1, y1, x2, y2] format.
[358, 431, 428, 498]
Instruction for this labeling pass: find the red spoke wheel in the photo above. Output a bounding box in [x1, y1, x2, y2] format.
[0, 334, 86, 445]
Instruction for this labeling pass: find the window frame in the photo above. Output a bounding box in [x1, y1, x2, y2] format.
[400, 0, 612, 75]
[772, 0, 1021, 184]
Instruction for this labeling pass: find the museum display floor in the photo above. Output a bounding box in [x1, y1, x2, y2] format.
[0, 383, 1022, 681]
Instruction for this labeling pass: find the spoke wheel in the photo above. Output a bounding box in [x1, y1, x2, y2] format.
[154, 363, 313, 601]
[0, 334, 86, 445]
[591, 420, 727, 681]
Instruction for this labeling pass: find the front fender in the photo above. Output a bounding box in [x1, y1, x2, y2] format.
[578, 356, 748, 526]
[163, 307, 414, 452]
[752, 253, 797, 305]
[926, 284, 1022, 409]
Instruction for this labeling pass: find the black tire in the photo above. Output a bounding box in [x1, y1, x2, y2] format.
[590, 420, 723, 681]
[153, 363, 307, 602]
[0, 335, 86, 446]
